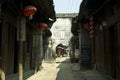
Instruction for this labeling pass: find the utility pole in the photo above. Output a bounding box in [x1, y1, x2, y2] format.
[17, 0, 26, 79]
[0, 1, 1, 17]
[40, 30, 43, 68]
[0, 1, 6, 80]
[79, 23, 82, 69]
[35, 30, 43, 73]
[17, 16, 26, 80]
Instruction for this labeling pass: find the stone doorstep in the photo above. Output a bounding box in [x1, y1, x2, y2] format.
[6, 70, 34, 80]
[82, 71, 107, 80]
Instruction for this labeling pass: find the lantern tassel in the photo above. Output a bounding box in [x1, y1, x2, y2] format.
[29, 15, 33, 20]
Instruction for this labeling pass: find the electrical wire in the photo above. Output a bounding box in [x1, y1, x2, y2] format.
[68, 0, 81, 14]
[67, 0, 70, 13]
[7, 0, 21, 15]
[70, 0, 74, 11]
[7, 0, 19, 11]
[68, 0, 71, 14]
[74, 0, 81, 13]
[89, 0, 110, 16]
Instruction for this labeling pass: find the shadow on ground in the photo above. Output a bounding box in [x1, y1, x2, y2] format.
[6, 70, 34, 80]
[55, 57, 84, 80]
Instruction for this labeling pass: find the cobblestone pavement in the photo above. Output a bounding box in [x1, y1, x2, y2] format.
[27, 57, 84, 80]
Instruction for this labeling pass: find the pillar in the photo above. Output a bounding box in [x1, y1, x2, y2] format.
[17, 16, 26, 80]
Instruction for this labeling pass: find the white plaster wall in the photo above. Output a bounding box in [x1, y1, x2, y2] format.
[50, 18, 73, 51]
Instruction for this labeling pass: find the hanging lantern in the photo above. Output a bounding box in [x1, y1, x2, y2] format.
[90, 21, 94, 26]
[90, 26, 94, 30]
[39, 23, 48, 31]
[89, 16, 93, 21]
[90, 34, 94, 39]
[84, 23, 91, 31]
[90, 30, 94, 34]
[23, 6, 37, 20]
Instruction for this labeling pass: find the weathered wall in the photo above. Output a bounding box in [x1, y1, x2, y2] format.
[80, 26, 91, 67]
[51, 18, 72, 51]
[94, 1, 120, 79]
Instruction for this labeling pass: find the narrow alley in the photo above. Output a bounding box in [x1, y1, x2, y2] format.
[26, 57, 109, 80]
[0, 0, 120, 80]
[27, 57, 83, 80]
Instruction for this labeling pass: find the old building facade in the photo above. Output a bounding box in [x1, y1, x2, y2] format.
[76, 0, 120, 79]
[0, 0, 56, 79]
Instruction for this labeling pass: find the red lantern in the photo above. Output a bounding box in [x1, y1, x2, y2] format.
[39, 23, 48, 31]
[90, 30, 94, 34]
[84, 23, 91, 31]
[90, 26, 94, 30]
[90, 21, 94, 26]
[90, 34, 94, 39]
[89, 16, 93, 21]
[23, 6, 37, 19]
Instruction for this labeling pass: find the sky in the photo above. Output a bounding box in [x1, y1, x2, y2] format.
[53, 0, 82, 13]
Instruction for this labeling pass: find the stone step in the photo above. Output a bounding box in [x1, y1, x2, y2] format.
[83, 71, 107, 80]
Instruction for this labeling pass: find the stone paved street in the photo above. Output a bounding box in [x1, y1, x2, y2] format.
[6, 57, 110, 80]
[27, 57, 84, 80]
